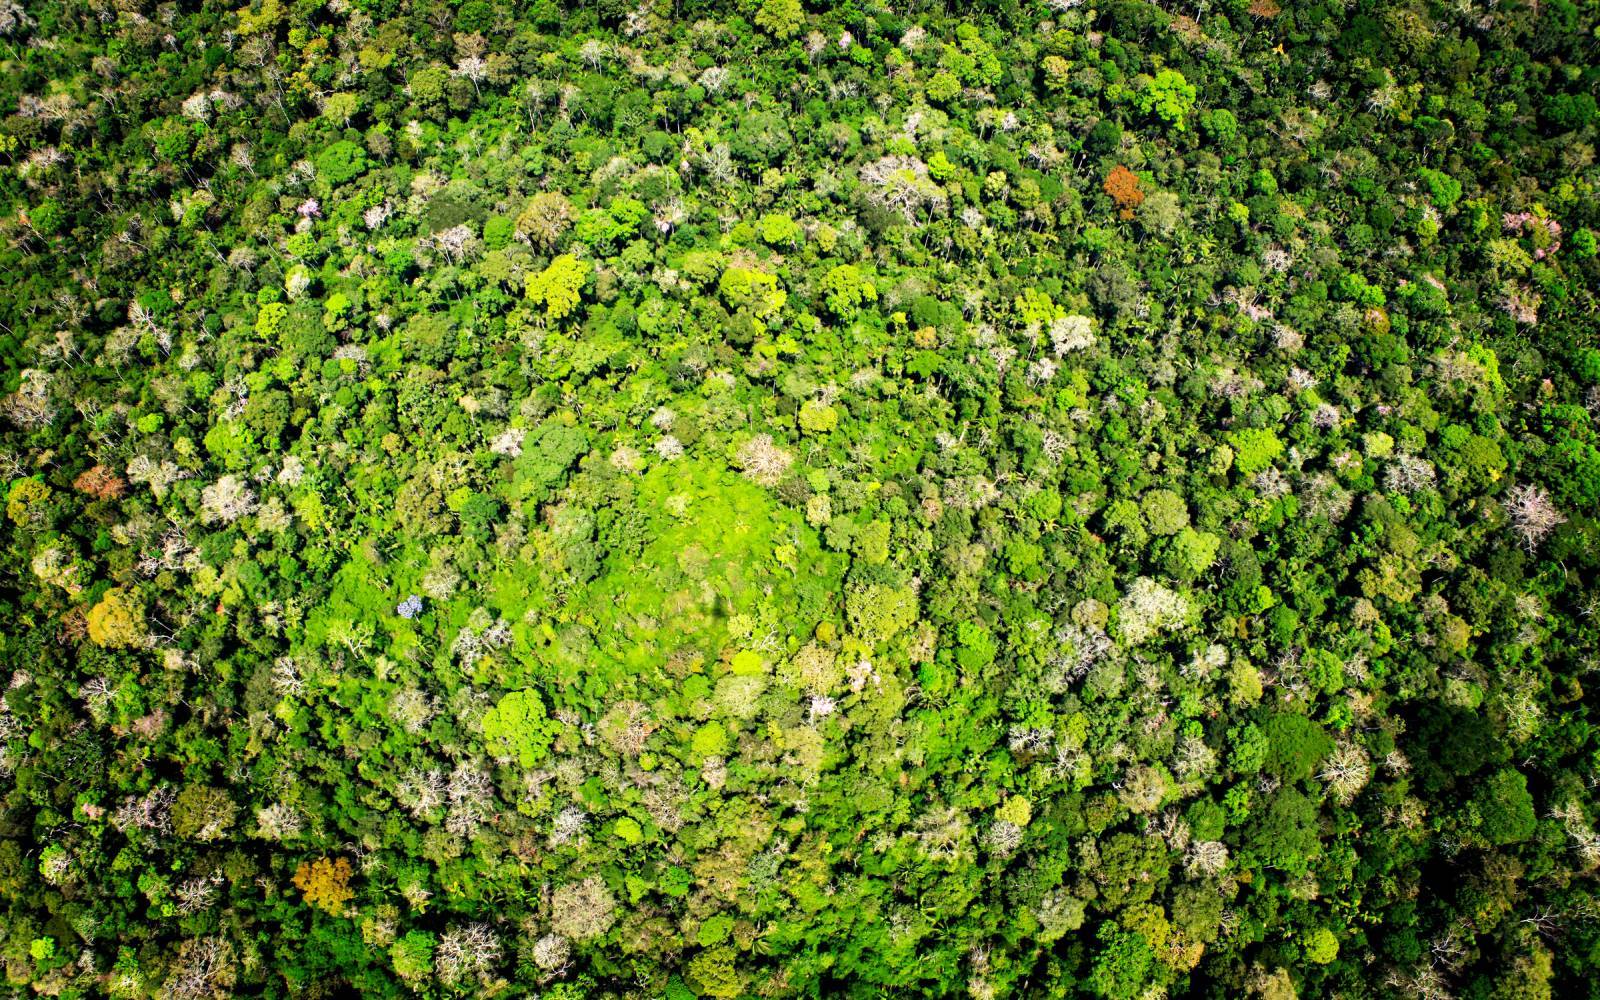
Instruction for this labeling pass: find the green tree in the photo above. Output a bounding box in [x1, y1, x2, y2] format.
[482, 690, 561, 767]
[819, 264, 877, 320]
[753, 0, 803, 39]
[526, 254, 590, 320]
[1138, 69, 1196, 130]
[1471, 768, 1537, 845]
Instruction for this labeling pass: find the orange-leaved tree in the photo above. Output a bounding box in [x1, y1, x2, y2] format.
[1104, 165, 1144, 220]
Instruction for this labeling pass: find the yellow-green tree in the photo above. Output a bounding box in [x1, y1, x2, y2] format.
[526, 254, 590, 321]
[87, 588, 144, 648]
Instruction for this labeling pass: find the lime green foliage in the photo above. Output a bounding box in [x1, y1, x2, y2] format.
[955, 621, 997, 669]
[687, 946, 744, 998]
[757, 212, 802, 246]
[1088, 923, 1157, 999]
[697, 914, 734, 947]
[574, 198, 647, 250]
[798, 399, 839, 434]
[927, 71, 961, 103]
[390, 931, 434, 983]
[819, 264, 877, 319]
[1138, 69, 1196, 130]
[1201, 108, 1239, 142]
[1228, 427, 1285, 475]
[1418, 167, 1463, 211]
[846, 583, 917, 646]
[6, 477, 50, 526]
[753, 0, 803, 39]
[614, 817, 644, 844]
[29, 199, 66, 235]
[526, 254, 590, 320]
[995, 795, 1031, 827]
[496, 460, 844, 688]
[691, 721, 729, 757]
[481, 689, 561, 767]
[1304, 928, 1339, 965]
[255, 301, 289, 337]
[1164, 527, 1220, 580]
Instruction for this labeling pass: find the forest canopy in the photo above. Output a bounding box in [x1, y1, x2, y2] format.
[1, 0, 1599, 998]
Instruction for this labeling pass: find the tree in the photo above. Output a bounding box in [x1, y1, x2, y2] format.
[1138, 69, 1196, 130]
[550, 878, 617, 941]
[481, 690, 560, 767]
[1103, 165, 1144, 220]
[516, 192, 574, 250]
[1087, 923, 1157, 1000]
[1472, 769, 1537, 846]
[293, 857, 355, 914]
[819, 264, 878, 320]
[1165, 527, 1220, 579]
[1041, 55, 1072, 92]
[390, 931, 436, 984]
[87, 588, 144, 648]
[314, 140, 367, 185]
[1140, 489, 1189, 536]
[1304, 927, 1339, 964]
[173, 785, 238, 841]
[1505, 484, 1565, 550]
[1229, 428, 1285, 475]
[1262, 713, 1333, 781]
[754, 0, 803, 39]
[846, 584, 918, 646]
[526, 254, 590, 321]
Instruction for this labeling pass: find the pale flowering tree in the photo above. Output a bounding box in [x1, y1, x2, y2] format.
[436, 924, 502, 988]
[1319, 741, 1372, 805]
[860, 155, 947, 224]
[200, 475, 257, 524]
[1185, 840, 1230, 877]
[363, 202, 393, 230]
[425, 223, 480, 264]
[0, 0, 36, 36]
[734, 433, 793, 485]
[697, 66, 731, 96]
[396, 768, 446, 819]
[1116, 577, 1191, 646]
[654, 435, 684, 460]
[549, 806, 587, 847]
[1505, 483, 1566, 551]
[490, 427, 525, 457]
[550, 877, 616, 942]
[531, 933, 571, 971]
[1049, 315, 1096, 355]
[453, 56, 488, 95]
[255, 803, 303, 841]
[1384, 453, 1436, 494]
[180, 91, 212, 122]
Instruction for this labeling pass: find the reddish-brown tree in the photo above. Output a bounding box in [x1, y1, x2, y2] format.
[1104, 165, 1145, 220]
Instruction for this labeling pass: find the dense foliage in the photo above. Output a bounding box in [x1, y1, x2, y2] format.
[2, 0, 1599, 997]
